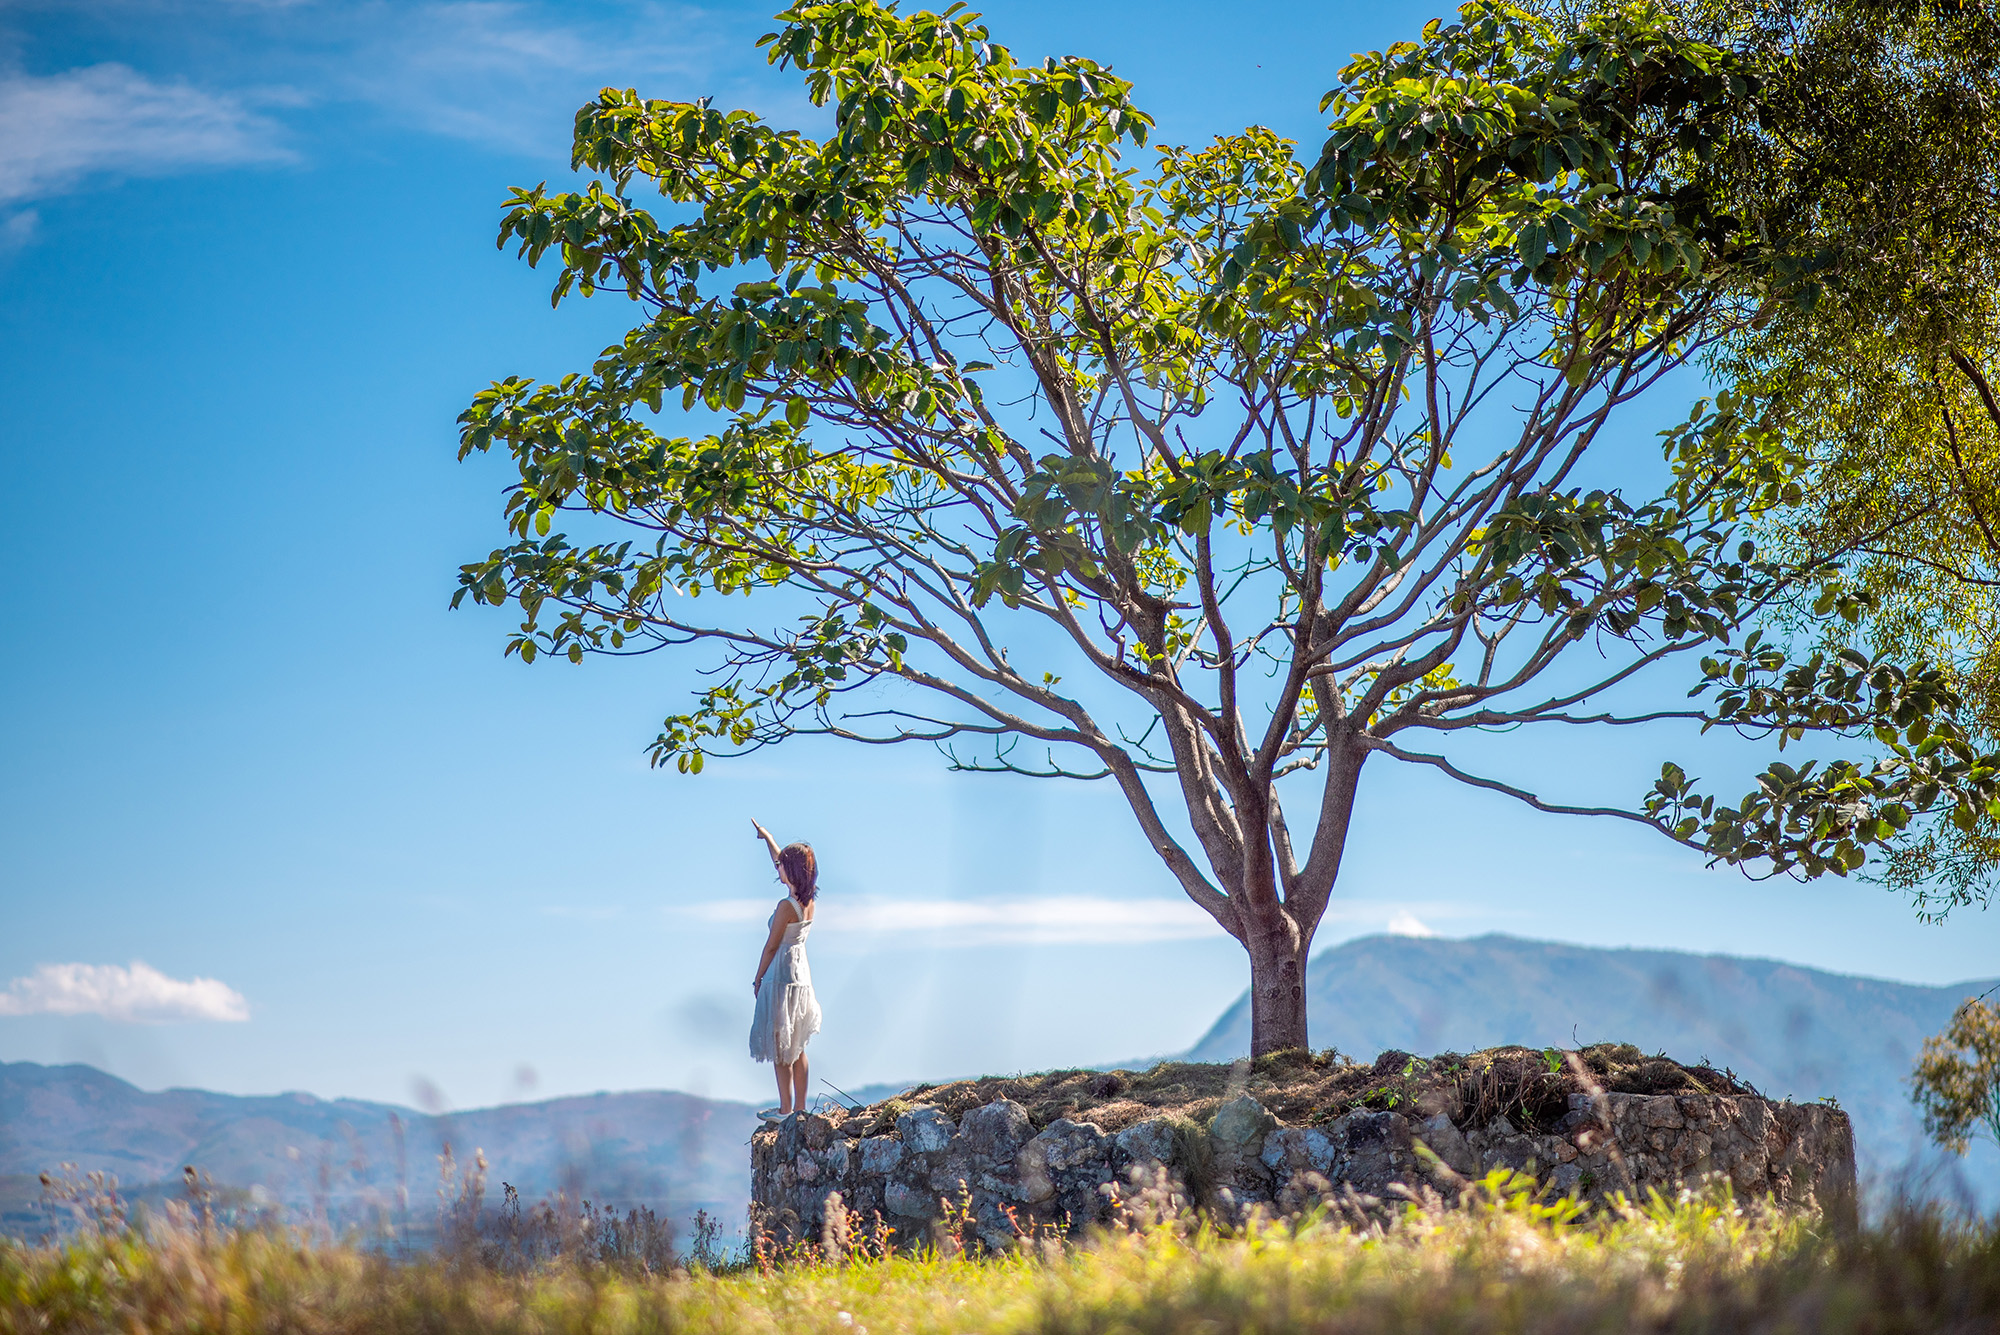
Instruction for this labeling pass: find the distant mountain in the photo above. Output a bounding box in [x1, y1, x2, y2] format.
[1189, 933, 2000, 1201]
[0, 1062, 758, 1241]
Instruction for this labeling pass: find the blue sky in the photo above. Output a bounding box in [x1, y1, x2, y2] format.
[2, 0, 1995, 1112]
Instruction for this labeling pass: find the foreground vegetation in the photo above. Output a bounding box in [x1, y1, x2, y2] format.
[6, 1175, 1998, 1334]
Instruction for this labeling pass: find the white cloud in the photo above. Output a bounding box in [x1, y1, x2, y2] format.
[0, 207, 38, 249]
[0, 63, 292, 204]
[676, 895, 1471, 947]
[681, 895, 1228, 946]
[0, 1, 802, 214]
[328, 1, 738, 155]
[1387, 910, 1438, 938]
[0, 961, 251, 1022]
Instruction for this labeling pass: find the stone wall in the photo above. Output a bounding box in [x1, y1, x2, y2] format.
[750, 1089, 1856, 1250]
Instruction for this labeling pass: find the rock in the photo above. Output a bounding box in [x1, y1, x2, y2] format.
[1207, 1097, 1278, 1206]
[884, 1179, 937, 1219]
[971, 1195, 1022, 1251]
[774, 1116, 805, 1161]
[1016, 1156, 1055, 1204]
[859, 1135, 903, 1175]
[1017, 1119, 1112, 1220]
[1329, 1109, 1414, 1196]
[1627, 1094, 1686, 1130]
[1559, 1093, 1608, 1135]
[927, 1141, 977, 1197]
[1209, 1096, 1277, 1154]
[1773, 1102, 1858, 1225]
[1114, 1117, 1179, 1167]
[1415, 1113, 1476, 1178]
[750, 1071, 1859, 1248]
[1536, 1136, 1578, 1165]
[961, 1099, 1034, 1159]
[1260, 1125, 1337, 1178]
[952, 1101, 1036, 1202]
[1260, 1124, 1337, 1211]
[1034, 1118, 1110, 1173]
[1481, 1133, 1540, 1175]
[1334, 1108, 1408, 1150]
[898, 1106, 956, 1154]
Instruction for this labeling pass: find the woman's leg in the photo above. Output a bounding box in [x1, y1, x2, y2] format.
[789, 1052, 810, 1114]
[775, 1060, 793, 1115]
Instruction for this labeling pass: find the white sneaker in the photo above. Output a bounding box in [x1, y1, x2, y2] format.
[757, 1106, 786, 1121]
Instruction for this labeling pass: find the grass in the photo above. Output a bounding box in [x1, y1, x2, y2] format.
[5, 1173, 1998, 1333]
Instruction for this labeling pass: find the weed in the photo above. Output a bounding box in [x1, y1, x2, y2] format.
[4, 1174, 1996, 1334]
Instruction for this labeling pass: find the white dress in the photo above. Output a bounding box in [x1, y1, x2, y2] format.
[749, 897, 820, 1065]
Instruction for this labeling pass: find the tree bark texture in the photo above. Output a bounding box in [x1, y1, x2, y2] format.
[1213, 744, 1364, 1057]
[1244, 903, 1310, 1056]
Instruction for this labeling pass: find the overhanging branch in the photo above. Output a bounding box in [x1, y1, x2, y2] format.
[1360, 734, 1672, 832]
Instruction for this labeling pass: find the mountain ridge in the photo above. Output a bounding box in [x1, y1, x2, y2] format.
[0, 1059, 758, 1240]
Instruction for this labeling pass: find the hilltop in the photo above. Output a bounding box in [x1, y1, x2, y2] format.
[879, 1042, 1761, 1136]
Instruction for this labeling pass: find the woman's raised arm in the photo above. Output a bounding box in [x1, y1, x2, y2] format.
[750, 819, 782, 869]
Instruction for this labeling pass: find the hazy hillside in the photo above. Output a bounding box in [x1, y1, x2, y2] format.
[1190, 933, 2000, 1200]
[0, 1062, 757, 1240]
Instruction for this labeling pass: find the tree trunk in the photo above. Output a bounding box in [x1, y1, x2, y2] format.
[1243, 901, 1309, 1056]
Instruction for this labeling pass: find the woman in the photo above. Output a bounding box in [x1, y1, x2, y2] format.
[748, 819, 822, 1119]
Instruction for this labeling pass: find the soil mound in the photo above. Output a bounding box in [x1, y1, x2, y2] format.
[857, 1044, 1761, 1138]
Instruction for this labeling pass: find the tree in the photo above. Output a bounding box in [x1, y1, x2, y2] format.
[457, 0, 2000, 1055]
[1913, 996, 2000, 1155]
[1712, 0, 2000, 920]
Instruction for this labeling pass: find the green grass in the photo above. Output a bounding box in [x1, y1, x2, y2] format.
[4, 1175, 1997, 1334]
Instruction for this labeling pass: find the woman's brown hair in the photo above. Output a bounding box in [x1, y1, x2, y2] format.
[778, 842, 818, 906]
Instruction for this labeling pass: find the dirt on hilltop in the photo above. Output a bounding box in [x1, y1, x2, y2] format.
[850, 1044, 1764, 1139]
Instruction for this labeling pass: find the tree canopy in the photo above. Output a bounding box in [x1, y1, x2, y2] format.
[458, 0, 2000, 1053]
[1716, 0, 2000, 920]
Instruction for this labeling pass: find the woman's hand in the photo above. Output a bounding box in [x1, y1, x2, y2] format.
[751, 975, 762, 996]
[751, 819, 781, 866]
